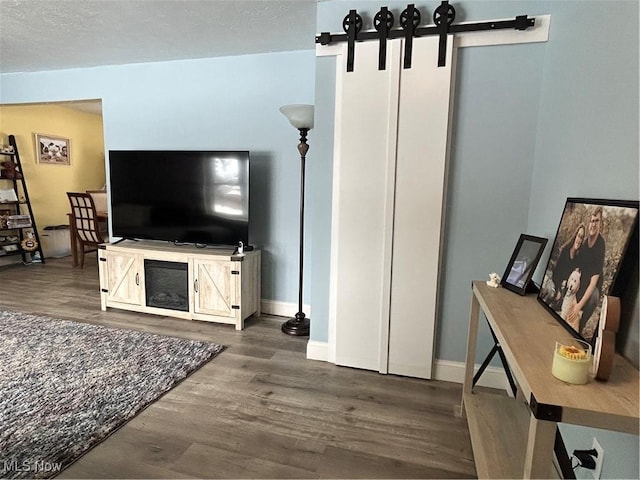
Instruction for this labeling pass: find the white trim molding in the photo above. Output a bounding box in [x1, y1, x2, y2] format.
[433, 359, 510, 392]
[261, 300, 311, 318]
[455, 14, 550, 47]
[306, 340, 329, 362]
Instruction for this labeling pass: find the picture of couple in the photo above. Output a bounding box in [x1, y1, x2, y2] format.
[539, 199, 638, 344]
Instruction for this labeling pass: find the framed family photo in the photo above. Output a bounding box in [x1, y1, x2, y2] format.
[35, 133, 71, 165]
[538, 198, 639, 344]
[501, 234, 548, 295]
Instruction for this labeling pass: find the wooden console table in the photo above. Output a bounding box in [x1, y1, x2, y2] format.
[461, 281, 639, 479]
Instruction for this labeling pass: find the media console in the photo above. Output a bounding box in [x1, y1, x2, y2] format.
[462, 281, 638, 478]
[98, 240, 261, 330]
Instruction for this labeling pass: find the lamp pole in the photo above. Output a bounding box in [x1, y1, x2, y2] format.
[282, 128, 310, 336]
[279, 104, 314, 337]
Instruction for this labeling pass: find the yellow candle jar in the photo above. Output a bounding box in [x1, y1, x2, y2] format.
[551, 340, 592, 384]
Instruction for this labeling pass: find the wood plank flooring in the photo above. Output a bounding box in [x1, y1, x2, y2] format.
[0, 255, 477, 479]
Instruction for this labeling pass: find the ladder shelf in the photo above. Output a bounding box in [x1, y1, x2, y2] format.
[0, 135, 45, 265]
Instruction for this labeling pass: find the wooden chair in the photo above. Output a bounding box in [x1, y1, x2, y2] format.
[86, 190, 107, 214]
[67, 192, 107, 268]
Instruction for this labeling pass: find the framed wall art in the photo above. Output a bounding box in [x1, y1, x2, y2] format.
[538, 198, 639, 344]
[501, 234, 548, 295]
[34, 133, 71, 165]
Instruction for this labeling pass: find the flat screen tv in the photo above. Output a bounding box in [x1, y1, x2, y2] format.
[109, 150, 249, 247]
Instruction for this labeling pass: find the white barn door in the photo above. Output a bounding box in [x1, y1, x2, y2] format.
[330, 35, 455, 379]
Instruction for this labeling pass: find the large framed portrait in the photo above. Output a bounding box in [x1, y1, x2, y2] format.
[34, 133, 71, 165]
[538, 198, 639, 345]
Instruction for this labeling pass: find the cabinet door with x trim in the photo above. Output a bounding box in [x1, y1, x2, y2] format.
[192, 259, 239, 319]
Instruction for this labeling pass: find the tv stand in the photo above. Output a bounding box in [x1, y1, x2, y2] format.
[98, 240, 261, 330]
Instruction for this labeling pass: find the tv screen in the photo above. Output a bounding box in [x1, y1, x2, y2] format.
[109, 150, 249, 247]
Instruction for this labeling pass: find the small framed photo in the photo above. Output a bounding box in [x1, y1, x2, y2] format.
[538, 198, 639, 344]
[35, 133, 71, 165]
[501, 234, 548, 295]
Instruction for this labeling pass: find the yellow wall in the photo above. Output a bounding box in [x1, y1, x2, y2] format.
[0, 104, 105, 235]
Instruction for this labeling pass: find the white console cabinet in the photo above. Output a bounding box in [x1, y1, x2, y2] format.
[98, 241, 260, 330]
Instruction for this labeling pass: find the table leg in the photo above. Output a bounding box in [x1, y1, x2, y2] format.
[460, 286, 480, 417]
[523, 414, 556, 479]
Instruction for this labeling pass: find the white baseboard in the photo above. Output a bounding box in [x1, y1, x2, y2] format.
[304, 343, 509, 391]
[433, 359, 510, 391]
[306, 340, 329, 362]
[261, 300, 311, 318]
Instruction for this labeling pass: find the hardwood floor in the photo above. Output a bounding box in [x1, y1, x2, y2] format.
[0, 255, 477, 479]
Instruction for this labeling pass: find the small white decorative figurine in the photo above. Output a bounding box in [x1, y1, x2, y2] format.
[487, 272, 501, 288]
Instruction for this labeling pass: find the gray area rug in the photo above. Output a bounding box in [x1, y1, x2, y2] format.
[0, 310, 224, 479]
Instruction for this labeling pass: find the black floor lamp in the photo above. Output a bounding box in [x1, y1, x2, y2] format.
[279, 104, 314, 337]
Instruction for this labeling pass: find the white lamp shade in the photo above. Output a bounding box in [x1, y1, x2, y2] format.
[279, 104, 314, 130]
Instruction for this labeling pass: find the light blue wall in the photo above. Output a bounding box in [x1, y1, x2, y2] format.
[308, 56, 336, 341]
[0, 51, 316, 305]
[561, 426, 639, 480]
[438, 37, 545, 363]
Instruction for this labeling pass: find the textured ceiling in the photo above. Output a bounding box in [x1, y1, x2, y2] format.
[0, 0, 318, 74]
